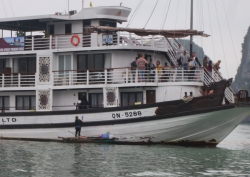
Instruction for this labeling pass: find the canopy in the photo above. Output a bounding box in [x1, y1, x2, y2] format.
[83, 26, 210, 38]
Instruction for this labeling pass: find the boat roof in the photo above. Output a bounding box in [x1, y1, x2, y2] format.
[0, 6, 131, 31]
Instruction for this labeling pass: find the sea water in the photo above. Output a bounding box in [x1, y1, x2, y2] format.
[1, 124, 250, 177]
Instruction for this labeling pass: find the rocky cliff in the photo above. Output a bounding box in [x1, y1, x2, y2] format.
[231, 27, 250, 94]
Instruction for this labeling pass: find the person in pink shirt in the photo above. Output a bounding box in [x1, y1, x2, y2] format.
[136, 54, 148, 82]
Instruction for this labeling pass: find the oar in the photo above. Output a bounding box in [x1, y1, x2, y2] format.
[68, 130, 75, 136]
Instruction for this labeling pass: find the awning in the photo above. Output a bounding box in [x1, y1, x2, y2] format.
[83, 26, 210, 38]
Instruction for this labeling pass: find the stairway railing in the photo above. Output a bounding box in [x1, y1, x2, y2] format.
[203, 67, 235, 103]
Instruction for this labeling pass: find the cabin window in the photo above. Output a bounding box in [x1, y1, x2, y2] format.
[58, 55, 71, 74]
[121, 92, 143, 106]
[89, 93, 103, 108]
[13, 57, 36, 74]
[83, 20, 91, 27]
[100, 21, 117, 27]
[50, 25, 55, 35]
[0, 96, 10, 110]
[0, 59, 6, 73]
[77, 54, 105, 70]
[65, 24, 72, 34]
[16, 96, 36, 110]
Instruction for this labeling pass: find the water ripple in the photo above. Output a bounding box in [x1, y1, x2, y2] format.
[0, 124, 250, 177]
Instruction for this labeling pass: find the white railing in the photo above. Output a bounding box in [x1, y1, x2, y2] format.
[203, 68, 235, 103]
[25, 37, 50, 50]
[0, 73, 35, 88]
[53, 67, 204, 86]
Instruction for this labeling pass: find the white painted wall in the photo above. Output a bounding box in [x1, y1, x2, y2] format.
[72, 21, 83, 33]
[155, 85, 202, 102]
[54, 23, 65, 35]
[52, 89, 103, 111]
[54, 21, 83, 35]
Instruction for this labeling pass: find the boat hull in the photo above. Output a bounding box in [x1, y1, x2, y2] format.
[1, 105, 249, 146]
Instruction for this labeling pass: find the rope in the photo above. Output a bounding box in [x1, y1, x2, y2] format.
[2, 0, 7, 17]
[143, 0, 159, 29]
[214, 0, 229, 78]
[161, 0, 172, 30]
[207, 0, 216, 62]
[222, 0, 239, 66]
[182, 95, 194, 103]
[126, 0, 144, 28]
[8, 0, 14, 17]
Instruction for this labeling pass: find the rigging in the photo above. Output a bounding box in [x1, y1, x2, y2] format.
[143, 0, 159, 29]
[214, 0, 229, 78]
[222, 0, 239, 66]
[126, 0, 144, 28]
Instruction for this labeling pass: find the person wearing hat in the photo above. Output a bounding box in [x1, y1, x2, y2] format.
[75, 116, 83, 137]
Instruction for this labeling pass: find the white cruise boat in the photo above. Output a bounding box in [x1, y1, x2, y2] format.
[0, 4, 249, 146]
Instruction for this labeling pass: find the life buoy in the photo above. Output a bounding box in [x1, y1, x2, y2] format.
[70, 34, 80, 46]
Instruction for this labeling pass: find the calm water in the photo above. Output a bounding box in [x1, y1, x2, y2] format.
[1, 125, 250, 177]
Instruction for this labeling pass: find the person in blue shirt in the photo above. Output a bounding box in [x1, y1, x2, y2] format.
[75, 116, 83, 137]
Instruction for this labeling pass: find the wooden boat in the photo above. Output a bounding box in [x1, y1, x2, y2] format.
[59, 136, 116, 144]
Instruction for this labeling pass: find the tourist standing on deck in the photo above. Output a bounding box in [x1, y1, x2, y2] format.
[182, 50, 189, 72]
[176, 44, 184, 67]
[137, 54, 148, 82]
[188, 52, 201, 81]
[156, 61, 162, 82]
[131, 57, 138, 83]
[148, 59, 156, 82]
[75, 116, 83, 137]
[214, 60, 221, 71]
[203, 56, 209, 70]
[207, 60, 213, 75]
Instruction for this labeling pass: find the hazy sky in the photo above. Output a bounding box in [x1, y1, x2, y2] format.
[0, 0, 249, 79]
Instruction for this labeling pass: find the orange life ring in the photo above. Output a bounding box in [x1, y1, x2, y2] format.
[70, 34, 80, 46]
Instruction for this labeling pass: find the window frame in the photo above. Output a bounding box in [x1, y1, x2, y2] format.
[0, 96, 10, 110]
[121, 92, 143, 106]
[15, 95, 36, 110]
[77, 54, 105, 71]
[0, 59, 6, 73]
[65, 23, 72, 34]
[89, 93, 103, 108]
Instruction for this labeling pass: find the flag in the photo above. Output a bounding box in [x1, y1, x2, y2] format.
[90, 2, 92, 7]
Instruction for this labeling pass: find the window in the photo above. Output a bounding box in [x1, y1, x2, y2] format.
[0, 96, 10, 110]
[13, 57, 36, 74]
[65, 24, 72, 34]
[77, 54, 105, 70]
[58, 55, 71, 75]
[83, 20, 91, 27]
[100, 21, 117, 27]
[0, 59, 6, 73]
[89, 93, 103, 108]
[16, 96, 35, 110]
[50, 25, 54, 35]
[121, 92, 143, 106]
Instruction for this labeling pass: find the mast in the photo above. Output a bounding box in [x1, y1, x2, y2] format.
[190, 0, 193, 55]
[82, 0, 84, 9]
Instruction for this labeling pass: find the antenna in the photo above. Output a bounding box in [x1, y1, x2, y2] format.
[82, 0, 84, 9]
[68, 0, 70, 19]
